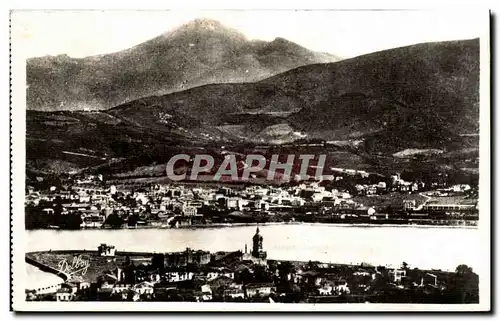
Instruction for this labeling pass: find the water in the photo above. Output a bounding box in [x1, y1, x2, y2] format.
[26, 224, 481, 272]
[26, 263, 64, 290]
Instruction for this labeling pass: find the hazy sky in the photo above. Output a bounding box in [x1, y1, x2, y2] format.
[12, 10, 485, 58]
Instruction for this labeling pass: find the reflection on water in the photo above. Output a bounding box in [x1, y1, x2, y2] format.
[26, 224, 480, 272]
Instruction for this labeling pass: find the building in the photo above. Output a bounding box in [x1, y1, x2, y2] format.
[333, 279, 350, 294]
[403, 200, 417, 211]
[152, 253, 165, 270]
[164, 271, 195, 282]
[98, 243, 116, 257]
[133, 281, 154, 295]
[252, 227, 267, 260]
[389, 269, 407, 283]
[182, 206, 198, 216]
[225, 197, 242, 210]
[224, 287, 245, 299]
[245, 283, 275, 298]
[165, 248, 211, 267]
[55, 287, 73, 301]
[422, 203, 476, 212]
[420, 273, 438, 287]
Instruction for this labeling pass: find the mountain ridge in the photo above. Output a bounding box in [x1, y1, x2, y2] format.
[105, 38, 479, 149]
[25, 38, 480, 177]
[27, 18, 341, 111]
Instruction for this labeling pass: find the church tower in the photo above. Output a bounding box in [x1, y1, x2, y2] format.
[252, 227, 267, 259]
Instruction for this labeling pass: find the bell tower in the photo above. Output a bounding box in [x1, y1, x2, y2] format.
[252, 227, 267, 259]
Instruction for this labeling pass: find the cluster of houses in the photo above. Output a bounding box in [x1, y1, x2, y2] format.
[25, 176, 368, 228]
[27, 229, 451, 303]
[25, 170, 478, 230]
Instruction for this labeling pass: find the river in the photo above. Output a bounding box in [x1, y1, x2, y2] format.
[25, 263, 64, 290]
[26, 224, 481, 272]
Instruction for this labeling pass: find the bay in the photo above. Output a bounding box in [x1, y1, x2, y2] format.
[26, 224, 481, 272]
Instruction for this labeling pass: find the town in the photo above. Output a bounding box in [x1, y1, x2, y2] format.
[26, 227, 479, 303]
[25, 167, 479, 229]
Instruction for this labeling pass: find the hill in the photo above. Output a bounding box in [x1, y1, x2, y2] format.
[107, 39, 479, 151]
[27, 18, 340, 111]
[26, 39, 480, 177]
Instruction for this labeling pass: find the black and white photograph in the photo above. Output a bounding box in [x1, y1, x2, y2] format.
[9, 9, 491, 311]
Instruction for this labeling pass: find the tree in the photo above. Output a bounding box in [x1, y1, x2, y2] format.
[307, 260, 319, 270]
[64, 213, 83, 230]
[451, 264, 479, 303]
[238, 268, 253, 285]
[455, 264, 473, 275]
[104, 213, 124, 228]
[278, 261, 295, 281]
[127, 214, 138, 227]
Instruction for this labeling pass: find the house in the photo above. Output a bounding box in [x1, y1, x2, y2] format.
[42, 208, 54, 215]
[353, 270, 372, 277]
[299, 270, 323, 287]
[333, 279, 350, 294]
[192, 284, 213, 301]
[78, 281, 91, 291]
[117, 288, 134, 301]
[403, 200, 417, 211]
[366, 186, 377, 195]
[389, 269, 407, 283]
[133, 281, 154, 295]
[164, 271, 195, 282]
[224, 287, 245, 299]
[207, 275, 241, 299]
[245, 283, 275, 298]
[182, 206, 197, 216]
[318, 283, 333, 295]
[420, 273, 438, 287]
[64, 282, 78, 294]
[98, 273, 118, 291]
[25, 290, 37, 301]
[205, 268, 235, 281]
[112, 283, 131, 294]
[55, 287, 73, 301]
[98, 243, 116, 257]
[201, 284, 212, 294]
[149, 271, 162, 283]
[194, 291, 213, 302]
[452, 184, 471, 193]
[206, 270, 220, 281]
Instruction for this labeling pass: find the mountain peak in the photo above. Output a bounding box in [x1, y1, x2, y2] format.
[272, 37, 290, 43]
[186, 18, 225, 30]
[164, 18, 247, 42]
[26, 18, 343, 112]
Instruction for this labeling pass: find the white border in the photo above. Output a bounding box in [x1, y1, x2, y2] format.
[10, 8, 491, 312]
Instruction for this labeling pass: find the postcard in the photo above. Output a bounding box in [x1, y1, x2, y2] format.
[10, 9, 491, 312]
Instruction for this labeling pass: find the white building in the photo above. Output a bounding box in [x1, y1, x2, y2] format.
[98, 243, 116, 257]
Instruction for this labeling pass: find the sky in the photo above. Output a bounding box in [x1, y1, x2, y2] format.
[11, 10, 486, 59]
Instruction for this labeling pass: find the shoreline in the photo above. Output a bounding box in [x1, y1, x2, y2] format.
[27, 220, 479, 231]
[25, 249, 457, 286]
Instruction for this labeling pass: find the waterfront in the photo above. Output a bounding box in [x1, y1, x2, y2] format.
[26, 263, 64, 290]
[26, 224, 481, 272]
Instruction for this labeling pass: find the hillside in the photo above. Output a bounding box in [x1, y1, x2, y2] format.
[107, 39, 479, 151]
[26, 39, 480, 177]
[27, 19, 340, 111]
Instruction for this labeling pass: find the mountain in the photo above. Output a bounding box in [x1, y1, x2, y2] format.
[107, 38, 479, 149]
[27, 18, 341, 111]
[26, 38, 479, 177]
